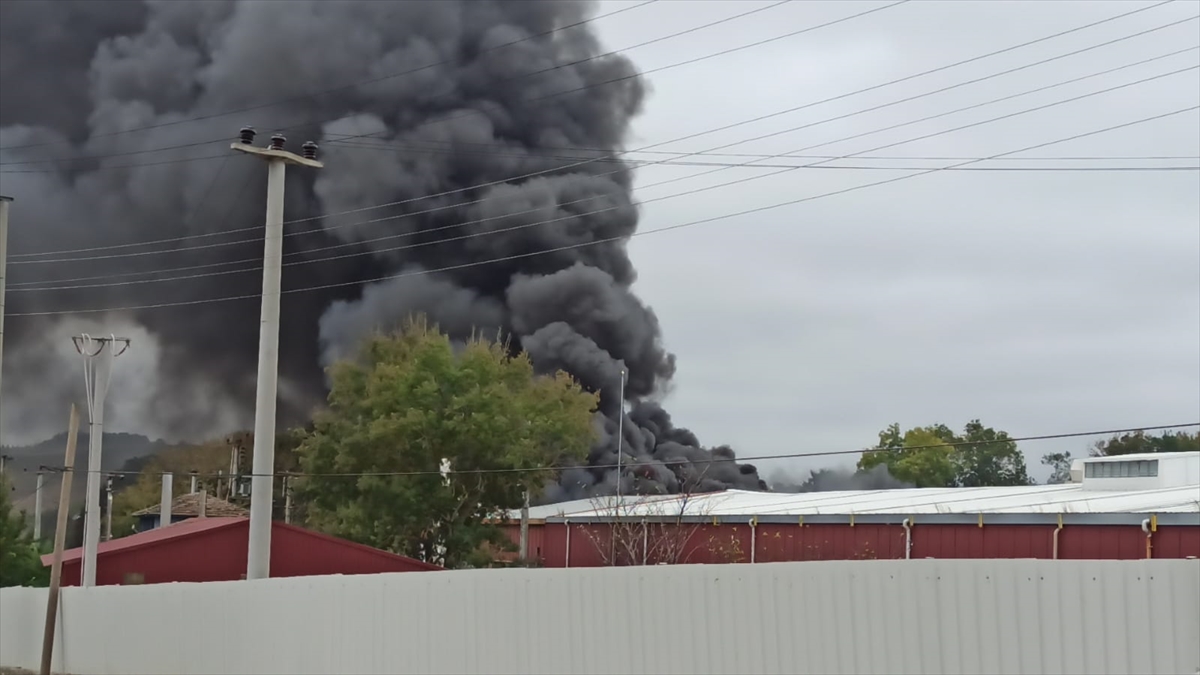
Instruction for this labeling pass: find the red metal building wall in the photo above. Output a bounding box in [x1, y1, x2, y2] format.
[518, 520, 1200, 567]
[59, 520, 439, 586]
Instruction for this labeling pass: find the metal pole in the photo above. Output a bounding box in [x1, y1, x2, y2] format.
[0, 196, 11, 447]
[231, 130, 321, 580]
[160, 472, 172, 528]
[190, 473, 197, 494]
[104, 476, 113, 541]
[80, 340, 116, 587]
[34, 471, 43, 541]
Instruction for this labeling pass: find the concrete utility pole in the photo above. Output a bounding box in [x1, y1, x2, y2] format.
[0, 195, 12, 448]
[160, 472, 172, 528]
[72, 334, 130, 587]
[34, 470, 44, 541]
[519, 490, 530, 562]
[231, 127, 322, 581]
[615, 368, 627, 501]
[104, 476, 113, 541]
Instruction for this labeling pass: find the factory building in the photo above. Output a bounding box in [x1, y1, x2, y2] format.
[501, 452, 1200, 567]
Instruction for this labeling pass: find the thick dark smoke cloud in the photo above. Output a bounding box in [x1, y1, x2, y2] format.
[769, 464, 913, 493]
[0, 0, 765, 500]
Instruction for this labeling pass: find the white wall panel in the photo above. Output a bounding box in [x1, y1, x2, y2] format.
[2, 559, 1197, 675]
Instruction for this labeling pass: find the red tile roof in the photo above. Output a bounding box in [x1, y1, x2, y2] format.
[131, 492, 247, 517]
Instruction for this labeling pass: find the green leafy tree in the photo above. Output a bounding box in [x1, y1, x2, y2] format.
[294, 317, 598, 568]
[858, 420, 1030, 488]
[858, 424, 957, 487]
[1091, 430, 1199, 457]
[110, 438, 236, 537]
[1041, 452, 1073, 484]
[0, 476, 49, 587]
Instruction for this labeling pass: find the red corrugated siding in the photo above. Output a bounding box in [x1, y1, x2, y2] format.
[498, 524, 549, 563]
[58, 521, 437, 586]
[909, 524, 1055, 559]
[531, 521, 1199, 566]
[1057, 525, 1147, 560]
[753, 523, 907, 561]
[1154, 525, 1200, 558]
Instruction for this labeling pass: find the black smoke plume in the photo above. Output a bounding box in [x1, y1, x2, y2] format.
[768, 464, 913, 493]
[0, 0, 764, 500]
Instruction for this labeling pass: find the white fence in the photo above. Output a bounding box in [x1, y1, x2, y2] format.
[2, 559, 1198, 675]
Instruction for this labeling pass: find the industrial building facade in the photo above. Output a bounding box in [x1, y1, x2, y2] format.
[504, 452, 1200, 567]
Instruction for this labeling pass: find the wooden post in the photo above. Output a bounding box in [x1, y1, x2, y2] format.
[41, 404, 80, 675]
[283, 475, 292, 525]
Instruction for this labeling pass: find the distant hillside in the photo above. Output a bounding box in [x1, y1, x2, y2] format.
[3, 432, 169, 534]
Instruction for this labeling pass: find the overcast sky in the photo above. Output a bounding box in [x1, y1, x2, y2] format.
[590, 0, 1200, 482]
[3, 0, 1194, 486]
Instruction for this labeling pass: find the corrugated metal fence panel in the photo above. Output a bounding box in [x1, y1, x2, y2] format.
[2, 560, 1197, 675]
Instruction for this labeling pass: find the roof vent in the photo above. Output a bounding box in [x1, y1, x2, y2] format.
[1069, 459, 1084, 483]
[1078, 452, 1200, 491]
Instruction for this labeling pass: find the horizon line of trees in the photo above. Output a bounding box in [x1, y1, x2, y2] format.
[3, 315, 1197, 577]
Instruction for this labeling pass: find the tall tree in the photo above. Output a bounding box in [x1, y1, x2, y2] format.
[0, 476, 48, 587]
[1041, 452, 1073, 485]
[294, 317, 598, 568]
[1091, 430, 1199, 457]
[109, 439, 235, 537]
[858, 420, 1030, 488]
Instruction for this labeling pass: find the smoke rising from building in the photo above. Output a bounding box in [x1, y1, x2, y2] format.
[768, 464, 913, 493]
[0, 0, 765, 499]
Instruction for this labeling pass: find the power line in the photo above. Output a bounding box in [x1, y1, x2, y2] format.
[633, 52, 1200, 195]
[9, 54, 1195, 289]
[0, 0, 1175, 182]
[11, 25, 1195, 266]
[8, 102, 1194, 317]
[5, 153, 1194, 177]
[42, 423, 1200, 480]
[0, 0, 820, 166]
[311, 0, 1179, 154]
[627, 17, 1200, 185]
[0, 0, 662, 153]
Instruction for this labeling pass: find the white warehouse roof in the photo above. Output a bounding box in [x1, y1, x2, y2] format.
[518, 452, 1200, 520]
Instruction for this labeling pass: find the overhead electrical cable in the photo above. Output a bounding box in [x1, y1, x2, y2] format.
[9, 48, 1195, 277]
[0, 0, 853, 166]
[10, 19, 1195, 265]
[45, 422, 1200, 480]
[312, 0, 1178, 151]
[8, 103, 1195, 317]
[0, 0, 662, 152]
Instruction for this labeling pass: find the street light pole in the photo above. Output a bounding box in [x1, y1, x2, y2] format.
[231, 128, 322, 581]
[72, 334, 130, 587]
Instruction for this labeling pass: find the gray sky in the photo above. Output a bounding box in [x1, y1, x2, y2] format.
[3, 0, 1195, 486]
[593, 0, 1200, 481]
